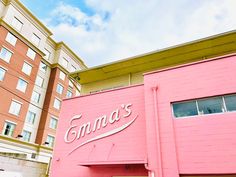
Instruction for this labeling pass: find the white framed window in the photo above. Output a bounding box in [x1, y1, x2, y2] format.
[26, 48, 36, 60]
[172, 94, 236, 118]
[9, 100, 22, 116]
[56, 83, 64, 94]
[46, 135, 55, 147]
[66, 90, 73, 98]
[0, 67, 6, 81]
[53, 98, 61, 110]
[49, 117, 58, 129]
[71, 65, 76, 72]
[61, 58, 68, 68]
[68, 80, 73, 88]
[22, 130, 31, 142]
[39, 62, 47, 73]
[31, 33, 40, 46]
[2, 121, 16, 137]
[12, 17, 23, 31]
[59, 71, 66, 81]
[35, 76, 44, 87]
[44, 48, 51, 60]
[26, 111, 36, 124]
[0, 47, 13, 63]
[6, 32, 17, 46]
[16, 78, 28, 93]
[31, 91, 40, 103]
[22, 62, 32, 76]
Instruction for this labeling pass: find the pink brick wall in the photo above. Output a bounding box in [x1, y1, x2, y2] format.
[144, 54, 236, 176]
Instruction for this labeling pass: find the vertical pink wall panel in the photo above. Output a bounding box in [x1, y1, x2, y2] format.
[144, 55, 236, 176]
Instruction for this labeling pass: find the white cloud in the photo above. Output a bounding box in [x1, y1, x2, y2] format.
[45, 0, 236, 66]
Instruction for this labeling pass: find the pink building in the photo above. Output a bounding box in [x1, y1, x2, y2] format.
[51, 54, 236, 177]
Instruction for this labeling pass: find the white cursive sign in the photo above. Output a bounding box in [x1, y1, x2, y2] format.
[64, 103, 138, 154]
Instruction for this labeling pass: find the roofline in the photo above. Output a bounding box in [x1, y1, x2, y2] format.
[56, 41, 87, 69]
[71, 29, 236, 74]
[7, 0, 53, 36]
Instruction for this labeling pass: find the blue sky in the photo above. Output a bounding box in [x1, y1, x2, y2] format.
[20, 0, 236, 66]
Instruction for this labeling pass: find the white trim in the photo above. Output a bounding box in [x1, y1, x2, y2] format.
[11, 99, 23, 105]
[1, 45, 14, 54]
[19, 77, 29, 83]
[0, 65, 8, 71]
[23, 60, 33, 67]
[5, 120, 17, 125]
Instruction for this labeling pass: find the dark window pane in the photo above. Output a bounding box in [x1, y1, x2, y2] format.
[225, 95, 236, 111]
[173, 101, 198, 118]
[198, 97, 223, 115]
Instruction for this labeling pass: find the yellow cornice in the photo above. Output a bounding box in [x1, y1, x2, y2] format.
[0, 18, 46, 56]
[0, 135, 53, 152]
[56, 41, 87, 69]
[51, 63, 70, 75]
[6, 0, 53, 36]
[71, 30, 236, 84]
[1, 0, 7, 5]
[47, 37, 57, 49]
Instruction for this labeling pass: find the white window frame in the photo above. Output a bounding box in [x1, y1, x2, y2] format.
[12, 17, 23, 31]
[0, 66, 7, 81]
[22, 130, 31, 142]
[46, 134, 55, 147]
[31, 91, 40, 103]
[22, 61, 32, 76]
[31, 33, 40, 46]
[5, 32, 17, 46]
[16, 78, 28, 93]
[49, 116, 58, 129]
[44, 48, 51, 60]
[26, 111, 36, 124]
[66, 89, 73, 98]
[35, 75, 44, 87]
[56, 83, 64, 94]
[61, 58, 68, 68]
[26, 48, 36, 60]
[39, 61, 47, 73]
[8, 99, 22, 116]
[59, 71, 66, 81]
[2, 121, 16, 137]
[53, 97, 61, 110]
[0, 47, 13, 63]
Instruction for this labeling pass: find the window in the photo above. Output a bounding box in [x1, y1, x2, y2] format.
[22, 130, 31, 142]
[68, 80, 73, 88]
[0, 47, 13, 63]
[44, 49, 51, 60]
[59, 71, 66, 81]
[6, 32, 17, 46]
[66, 90, 73, 98]
[173, 94, 236, 118]
[2, 122, 16, 136]
[0, 67, 6, 81]
[75, 89, 80, 96]
[35, 76, 44, 87]
[39, 62, 47, 73]
[53, 98, 61, 110]
[46, 135, 55, 147]
[9, 100, 22, 116]
[56, 84, 64, 94]
[26, 111, 36, 124]
[16, 78, 28, 93]
[31, 33, 40, 46]
[71, 65, 76, 72]
[49, 117, 58, 129]
[61, 58, 68, 68]
[12, 17, 23, 31]
[31, 91, 40, 103]
[26, 48, 36, 60]
[224, 94, 236, 111]
[22, 62, 32, 76]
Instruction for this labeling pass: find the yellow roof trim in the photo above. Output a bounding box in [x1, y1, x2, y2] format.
[7, 0, 53, 36]
[71, 30, 236, 84]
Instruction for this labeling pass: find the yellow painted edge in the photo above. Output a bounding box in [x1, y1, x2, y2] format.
[7, 0, 53, 36]
[0, 18, 46, 56]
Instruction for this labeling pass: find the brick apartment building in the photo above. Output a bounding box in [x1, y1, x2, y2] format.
[0, 0, 86, 174]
